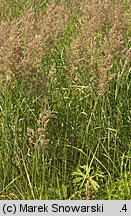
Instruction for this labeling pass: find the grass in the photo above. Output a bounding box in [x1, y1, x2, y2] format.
[0, 0, 131, 200]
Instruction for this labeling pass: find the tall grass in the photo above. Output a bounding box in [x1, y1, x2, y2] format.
[0, 0, 131, 199]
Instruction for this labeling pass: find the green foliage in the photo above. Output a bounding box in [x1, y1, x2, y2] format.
[0, 0, 130, 200]
[71, 164, 105, 199]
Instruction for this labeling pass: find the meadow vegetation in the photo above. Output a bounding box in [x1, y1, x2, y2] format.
[0, 0, 131, 199]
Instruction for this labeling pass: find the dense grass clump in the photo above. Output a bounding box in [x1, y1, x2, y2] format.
[0, 0, 131, 199]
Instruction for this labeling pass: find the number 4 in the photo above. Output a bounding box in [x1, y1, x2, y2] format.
[122, 204, 127, 212]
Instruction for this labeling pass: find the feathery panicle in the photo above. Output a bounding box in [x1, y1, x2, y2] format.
[0, 1, 77, 87]
[66, 0, 130, 93]
[27, 109, 51, 149]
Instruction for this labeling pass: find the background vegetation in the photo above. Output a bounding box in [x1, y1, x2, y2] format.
[0, 0, 130, 199]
